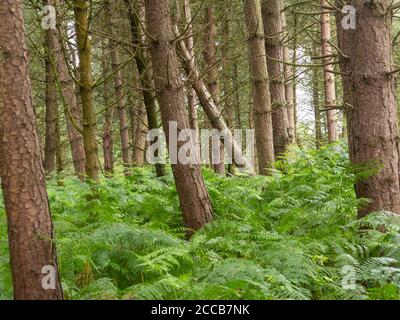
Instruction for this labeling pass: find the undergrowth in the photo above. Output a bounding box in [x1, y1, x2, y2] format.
[1, 144, 400, 300]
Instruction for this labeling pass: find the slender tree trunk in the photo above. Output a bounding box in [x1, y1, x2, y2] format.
[336, 0, 400, 216]
[0, 0, 63, 299]
[244, 0, 275, 175]
[233, 63, 242, 129]
[73, 0, 99, 181]
[282, 10, 296, 144]
[312, 42, 322, 149]
[43, 0, 58, 173]
[262, 0, 290, 156]
[101, 40, 114, 177]
[320, 0, 338, 142]
[124, 0, 165, 177]
[105, 0, 131, 170]
[292, 13, 298, 141]
[55, 15, 86, 179]
[203, 6, 225, 175]
[146, 0, 213, 233]
[132, 99, 147, 166]
[183, 0, 200, 155]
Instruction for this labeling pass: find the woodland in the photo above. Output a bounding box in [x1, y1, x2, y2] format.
[1, 0, 400, 300]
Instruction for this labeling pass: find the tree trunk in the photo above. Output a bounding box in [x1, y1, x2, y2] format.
[0, 0, 63, 299]
[233, 63, 242, 129]
[183, 0, 200, 156]
[124, 0, 165, 177]
[282, 10, 296, 144]
[262, 0, 290, 156]
[176, 38, 255, 175]
[101, 40, 115, 177]
[55, 13, 86, 180]
[73, 0, 99, 181]
[320, 0, 338, 142]
[43, 1, 58, 174]
[203, 6, 225, 175]
[105, 0, 131, 170]
[132, 99, 147, 166]
[244, 0, 275, 175]
[312, 42, 323, 149]
[336, 0, 400, 216]
[146, 0, 213, 233]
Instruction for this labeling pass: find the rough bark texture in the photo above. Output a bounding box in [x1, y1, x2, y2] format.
[262, 0, 290, 156]
[336, 0, 400, 216]
[320, 0, 338, 142]
[125, 0, 165, 177]
[73, 0, 99, 181]
[105, 0, 131, 169]
[146, 0, 213, 233]
[0, 0, 63, 299]
[203, 6, 225, 175]
[244, 0, 275, 175]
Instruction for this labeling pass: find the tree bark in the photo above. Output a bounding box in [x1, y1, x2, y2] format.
[132, 99, 147, 166]
[262, 0, 290, 156]
[124, 0, 165, 177]
[203, 6, 225, 175]
[176, 38, 255, 175]
[312, 42, 323, 149]
[244, 0, 275, 175]
[101, 39, 115, 177]
[336, 0, 400, 216]
[146, 0, 213, 233]
[43, 0, 58, 174]
[55, 10, 86, 180]
[73, 0, 99, 181]
[183, 0, 200, 155]
[0, 0, 63, 299]
[282, 10, 296, 144]
[105, 0, 132, 170]
[320, 0, 338, 142]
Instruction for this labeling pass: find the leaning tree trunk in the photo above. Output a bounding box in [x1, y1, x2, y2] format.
[336, 0, 400, 216]
[0, 0, 63, 299]
[244, 0, 275, 175]
[146, 0, 213, 233]
[262, 0, 290, 156]
[105, 0, 131, 170]
[320, 0, 338, 142]
[176, 38, 255, 175]
[73, 0, 99, 181]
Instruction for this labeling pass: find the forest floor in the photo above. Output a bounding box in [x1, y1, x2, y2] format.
[1, 144, 400, 300]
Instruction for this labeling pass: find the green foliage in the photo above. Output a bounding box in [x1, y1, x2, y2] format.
[1, 145, 400, 300]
